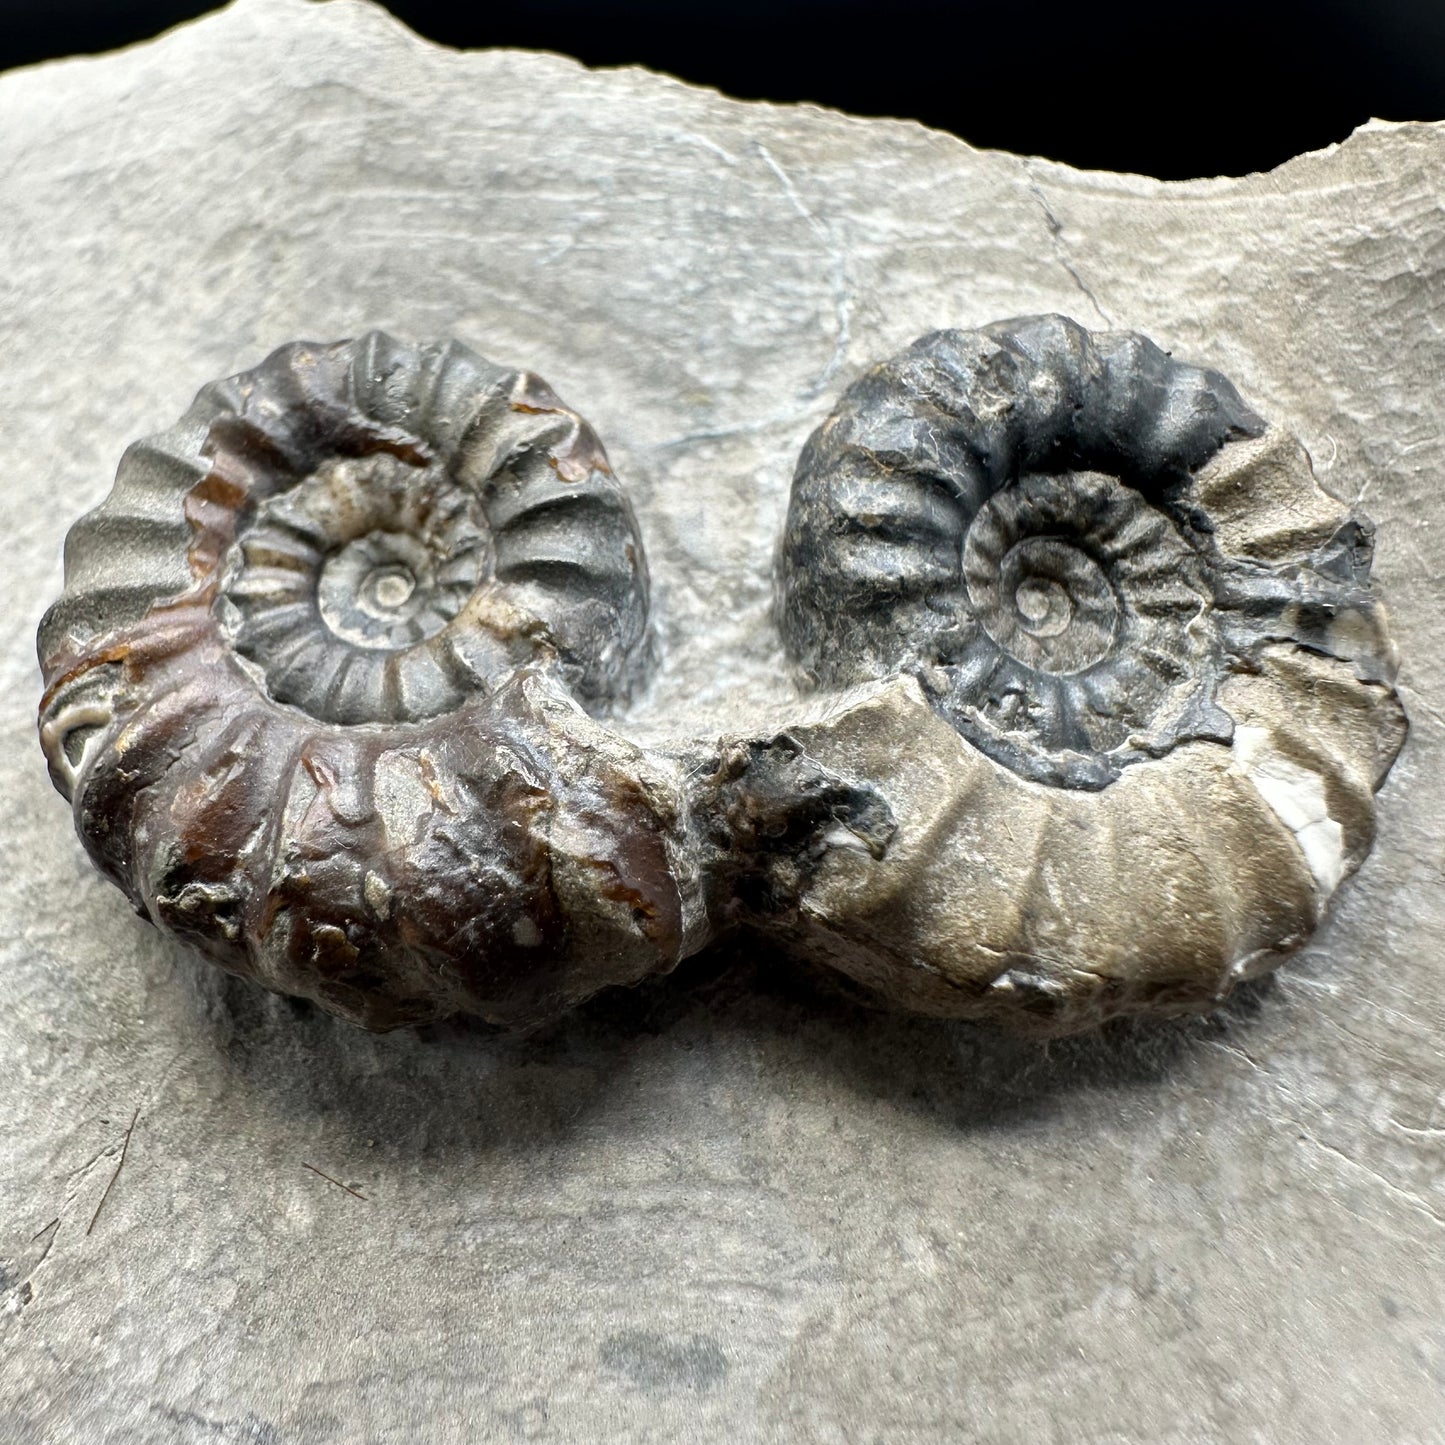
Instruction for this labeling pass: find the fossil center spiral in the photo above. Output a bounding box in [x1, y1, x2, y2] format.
[366, 566, 416, 611]
[1012, 576, 1063, 628]
[219, 451, 497, 723]
[317, 527, 459, 649]
[967, 523, 1121, 674]
[948, 470, 1214, 776]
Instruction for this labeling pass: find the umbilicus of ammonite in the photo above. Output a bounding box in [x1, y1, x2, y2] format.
[38, 319, 1405, 1035]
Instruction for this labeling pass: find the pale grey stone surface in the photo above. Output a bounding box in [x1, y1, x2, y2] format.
[1, 1, 1443, 1439]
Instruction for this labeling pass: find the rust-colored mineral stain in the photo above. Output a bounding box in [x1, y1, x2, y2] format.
[510, 371, 566, 415]
[307, 921, 361, 976]
[550, 419, 612, 483]
[39, 640, 131, 713]
[510, 369, 612, 481]
[183, 466, 248, 580]
[578, 774, 684, 956]
[457, 583, 555, 649]
[415, 750, 457, 815]
[187, 462, 250, 515]
[301, 752, 340, 792]
[347, 424, 433, 471]
[595, 834, 683, 955]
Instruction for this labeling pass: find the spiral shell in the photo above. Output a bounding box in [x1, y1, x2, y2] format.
[37, 335, 679, 1030]
[775, 316, 1406, 1031]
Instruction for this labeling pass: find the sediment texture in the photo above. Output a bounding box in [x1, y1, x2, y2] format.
[2, 2, 1443, 1440]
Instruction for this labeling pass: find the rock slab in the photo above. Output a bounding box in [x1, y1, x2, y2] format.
[1, 1, 1443, 1439]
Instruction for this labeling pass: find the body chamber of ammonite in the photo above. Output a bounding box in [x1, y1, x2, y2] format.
[39, 318, 1405, 1035]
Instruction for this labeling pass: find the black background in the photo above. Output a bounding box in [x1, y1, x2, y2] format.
[5, 0, 1445, 179]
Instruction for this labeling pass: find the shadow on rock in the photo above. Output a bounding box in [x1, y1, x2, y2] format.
[171, 934, 1280, 1156]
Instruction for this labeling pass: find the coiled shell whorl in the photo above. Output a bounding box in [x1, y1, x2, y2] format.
[780, 315, 1397, 788]
[774, 316, 1406, 1032]
[44, 332, 649, 739]
[37, 336, 679, 1031]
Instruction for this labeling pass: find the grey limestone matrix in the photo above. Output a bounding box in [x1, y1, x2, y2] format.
[37, 317, 1404, 1036]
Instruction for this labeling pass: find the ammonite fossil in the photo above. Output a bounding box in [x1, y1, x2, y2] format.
[38, 335, 685, 1029]
[776, 315, 1405, 1029]
[39, 318, 1405, 1037]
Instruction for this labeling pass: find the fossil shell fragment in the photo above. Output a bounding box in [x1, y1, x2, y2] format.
[38, 334, 682, 1030]
[774, 315, 1406, 1031]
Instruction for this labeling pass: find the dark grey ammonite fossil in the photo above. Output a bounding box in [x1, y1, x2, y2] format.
[771, 315, 1405, 1029]
[38, 319, 1407, 1037]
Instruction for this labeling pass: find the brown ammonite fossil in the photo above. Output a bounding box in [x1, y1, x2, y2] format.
[39, 319, 1407, 1037]
[38, 334, 689, 1029]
